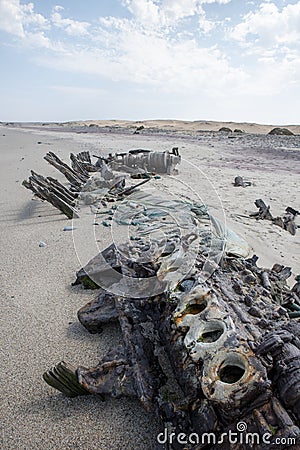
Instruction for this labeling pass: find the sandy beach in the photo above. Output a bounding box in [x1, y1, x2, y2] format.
[0, 121, 299, 449]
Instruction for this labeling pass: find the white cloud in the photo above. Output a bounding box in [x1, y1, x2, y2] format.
[0, 0, 26, 36]
[241, 53, 300, 97]
[124, 0, 160, 25]
[37, 27, 247, 98]
[53, 5, 64, 13]
[201, 0, 231, 2]
[230, 1, 300, 45]
[51, 11, 90, 36]
[0, 1, 89, 47]
[1, 0, 299, 122]
[84, 0, 240, 94]
[22, 2, 48, 28]
[0, 0, 48, 39]
[122, 0, 231, 29]
[24, 31, 52, 49]
[227, 1, 300, 98]
[157, 0, 203, 22]
[16, 0, 244, 98]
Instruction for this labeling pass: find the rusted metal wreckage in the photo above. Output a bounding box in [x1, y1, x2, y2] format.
[22, 148, 300, 449]
[22, 148, 181, 218]
[251, 199, 298, 236]
[95, 147, 181, 175]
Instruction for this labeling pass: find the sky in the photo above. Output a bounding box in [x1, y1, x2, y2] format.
[0, 0, 299, 124]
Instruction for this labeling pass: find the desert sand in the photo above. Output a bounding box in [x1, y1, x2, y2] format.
[0, 121, 299, 449]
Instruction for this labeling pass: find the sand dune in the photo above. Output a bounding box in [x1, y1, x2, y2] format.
[65, 119, 300, 135]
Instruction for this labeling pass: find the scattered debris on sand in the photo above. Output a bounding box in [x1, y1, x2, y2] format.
[251, 199, 298, 235]
[233, 176, 252, 187]
[133, 125, 145, 134]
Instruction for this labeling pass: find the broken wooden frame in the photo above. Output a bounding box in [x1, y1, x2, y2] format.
[22, 151, 88, 218]
[22, 170, 79, 219]
[22, 148, 181, 219]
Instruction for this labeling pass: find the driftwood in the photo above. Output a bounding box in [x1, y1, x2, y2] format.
[77, 290, 119, 333]
[251, 199, 298, 235]
[116, 177, 150, 197]
[23, 148, 160, 217]
[43, 361, 90, 398]
[252, 199, 273, 220]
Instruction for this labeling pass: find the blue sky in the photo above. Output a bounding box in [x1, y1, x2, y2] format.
[0, 0, 299, 123]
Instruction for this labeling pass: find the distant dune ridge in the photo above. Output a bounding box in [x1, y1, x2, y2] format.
[2, 119, 300, 135]
[63, 119, 300, 135]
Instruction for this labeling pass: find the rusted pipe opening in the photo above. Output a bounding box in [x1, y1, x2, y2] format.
[184, 299, 207, 315]
[218, 354, 246, 384]
[174, 291, 210, 326]
[198, 322, 225, 343]
[219, 365, 245, 384]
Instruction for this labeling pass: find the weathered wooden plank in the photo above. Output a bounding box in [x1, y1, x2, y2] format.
[30, 171, 77, 207]
[47, 177, 77, 202]
[70, 153, 90, 179]
[25, 177, 79, 218]
[44, 152, 85, 187]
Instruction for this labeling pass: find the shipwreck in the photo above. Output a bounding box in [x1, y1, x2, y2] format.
[23, 147, 300, 449]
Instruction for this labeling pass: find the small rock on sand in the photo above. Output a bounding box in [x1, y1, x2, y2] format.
[63, 226, 76, 231]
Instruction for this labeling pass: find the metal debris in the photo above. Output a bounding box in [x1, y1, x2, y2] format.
[251, 199, 298, 235]
[22, 148, 181, 218]
[95, 147, 181, 175]
[233, 176, 252, 187]
[44, 238, 300, 448]
[43, 185, 300, 449]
